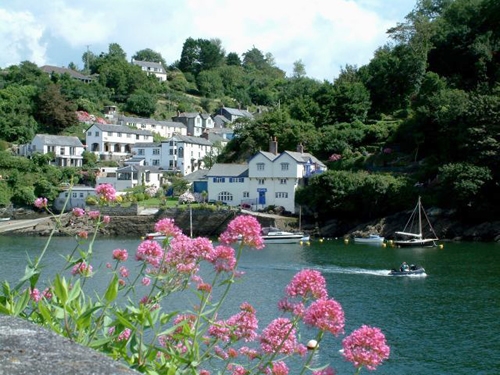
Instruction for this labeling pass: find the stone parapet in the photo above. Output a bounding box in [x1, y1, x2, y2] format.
[0, 315, 140, 375]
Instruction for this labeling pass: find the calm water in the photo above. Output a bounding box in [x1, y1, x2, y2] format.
[0, 235, 499, 375]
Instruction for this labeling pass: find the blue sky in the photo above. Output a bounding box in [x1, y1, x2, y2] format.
[0, 0, 417, 81]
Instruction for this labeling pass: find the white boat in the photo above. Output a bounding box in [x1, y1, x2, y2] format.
[143, 232, 168, 241]
[261, 227, 309, 244]
[353, 234, 385, 245]
[0, 217, 11, 222]
[393, 196, 439, 248]
[389, 264, 426, 276]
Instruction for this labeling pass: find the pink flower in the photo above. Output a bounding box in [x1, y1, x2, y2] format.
[209, 245, 237, 273]
[312, 367, 336, 375]
[30, 288, 41, 302]
[265, 361, 289, 375]
[88, 210, 100, 220]
[112, 248, 128, 261]
[285, 269, 328, 300]
[260, 317, 300, 355]
[117, 328, 131, 342]
[71, 262, 93, 277]
[77, 231, 88, 239]
[102, 215, 111, 224]
[303, 298, 345, 336]
[95, 184, 116, 202]
[225, 302, 259, 342]
[342, 325, 390, 371]
[154, 218, 182, 238]
[228, 364, 247, 375]
[72, 207, 85, 217]
[34, 197, 48, 209]
[219, 215, 264, 249]
[119, 266, 129, 278]
[136, 240, 164, 267]
[141, 277, 151, 286]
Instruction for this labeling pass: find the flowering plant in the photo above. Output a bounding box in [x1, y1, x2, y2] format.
[0, 183, 389, 374]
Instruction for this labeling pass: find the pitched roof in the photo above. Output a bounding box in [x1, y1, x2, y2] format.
[34, 134, 83, 147]
[118, 115, 186, 129]
[131, 60, 165, 72]
[87, 123, 153, 136]
[207, 163, 249, 177]
[222, 107, 254, 118]
[165, 134, 213, 146]
[281, 151, 326, 167]
[184, 169, 209, 182]
[41, 65, 92, 81]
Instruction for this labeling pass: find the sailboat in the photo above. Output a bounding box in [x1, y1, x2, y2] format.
[393, 196, 439, 248]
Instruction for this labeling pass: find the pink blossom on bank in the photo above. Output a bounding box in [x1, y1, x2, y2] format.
[154, 218, 182, 238]
[112, 248, 128, 261]
[303, 298, 345, 336]
[72, 207, 85, 217]
[71, 262, 93, 277]
[34, 197, 48, 209]
[95, 183, 116, 202]
[260, 317, 300, 355]
[77, 231, 88, 239]
[136, 240, 164, 267]
[285, 269, 328, 300]
[219, 215, 264, 249]
[88, 210, 100, 220]
[102, 215, 111, 224]
[342, 325, 390, 371]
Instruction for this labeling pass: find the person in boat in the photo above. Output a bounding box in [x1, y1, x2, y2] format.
[400, 262, 410, 272]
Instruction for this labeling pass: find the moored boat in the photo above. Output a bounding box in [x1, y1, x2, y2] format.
[261, 227, 309, 244]
[353, 234, 385, 245]
[393, 196, 439, 248]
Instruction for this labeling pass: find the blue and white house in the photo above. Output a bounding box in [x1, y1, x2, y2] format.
[18, 134, 85, 167]
[160, 134, 213, 176]
[207, 138, 326, 213]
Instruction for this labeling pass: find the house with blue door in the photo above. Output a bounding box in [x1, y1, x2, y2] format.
[206, 138, 326, 213]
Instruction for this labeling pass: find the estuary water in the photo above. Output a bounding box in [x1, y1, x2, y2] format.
[0, 235, 499, 375]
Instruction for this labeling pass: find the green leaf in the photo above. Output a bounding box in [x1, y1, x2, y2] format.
[67, 279, 82, 303]
[13, 289, 30, 316]
[54, 275, 68, 305]
[104, 274, 119, 303]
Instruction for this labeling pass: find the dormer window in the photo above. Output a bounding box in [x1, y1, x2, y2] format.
[257, 163, 265, 171]
[281, 163, 289, 171]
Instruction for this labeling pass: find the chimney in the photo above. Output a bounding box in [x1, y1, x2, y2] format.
[297, 143, 304, 154]
[269, 136, 278, 155]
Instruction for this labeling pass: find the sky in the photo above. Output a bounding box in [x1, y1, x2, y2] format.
[0, 0, 417, 82]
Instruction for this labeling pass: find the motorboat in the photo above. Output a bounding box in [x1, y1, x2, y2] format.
[393, 196, 439, 248]
[353, 234, 385, 245]
[143, 232, 168, 241]
[261, 227, 309, 244]
[389, 264, 426, 276]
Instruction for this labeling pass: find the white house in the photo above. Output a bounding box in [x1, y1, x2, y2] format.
[117, 115, 187, 138]
[53, 185, 96, 211]
[206, 138, 326, 213]
[160, 134, 213, 175]
[86, 123, 154, 161]
[130, 142, 162, 167]
[17, 134, 85, 167]
[171, 112, 214, 137]
[217, 107, 254, 123]
[131, 59, 167, 82]
[96, 164, 165, 191]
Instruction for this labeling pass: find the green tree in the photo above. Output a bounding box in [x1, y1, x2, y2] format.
[292, 59, 307, 78]
[124, 90, 157, 117]
[132, 48, 167, 66]
[0, 84, 39, 143]
[226, 52, 241, 66]
[35, 84, 77, 132]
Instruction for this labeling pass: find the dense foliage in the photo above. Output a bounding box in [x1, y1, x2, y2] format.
[0, 0, 498, 223]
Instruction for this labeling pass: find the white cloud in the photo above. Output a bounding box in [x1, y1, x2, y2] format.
[0, 0, 416, 80]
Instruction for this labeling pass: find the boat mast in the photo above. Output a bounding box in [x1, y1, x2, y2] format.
[418, 196, 422, 238]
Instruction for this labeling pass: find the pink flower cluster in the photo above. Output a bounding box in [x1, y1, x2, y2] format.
[71, 262, 93, 277]
[260, 317, 306, 355]
[34, 197, 48, 209]
[95, 183, 117, 202]
[209, 302, 259, 343]
[154, 218, 182, 238]
[342, 325, 390, 371]
[219, 215, 264, 249]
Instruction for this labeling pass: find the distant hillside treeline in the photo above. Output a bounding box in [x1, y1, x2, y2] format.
[0, 0, 498, 223]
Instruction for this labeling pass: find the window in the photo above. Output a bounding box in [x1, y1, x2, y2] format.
[108, 132, 113, 136]
[72, 192, 77, 198]
[152, 159, 160, 165]
[218, 191, 233, 202]
[243, 191, 250, 198]
[95, 131, 99, 136]
[169, 149, 174, 155]
[229, 177, 244, 183]
[79, 193, 84, 198]
[153, 149, 160, 155]
[258, 179, 265, 185]
[213, 177, 225, 183]
[280, 179, 287, 184]
[118, 133, 122, 137]
[257, 163, 265, 171]
[60, 148, 65, 155]
[275, 192, 288, 198]
[281, 163, 289, 171]
[138, 149, 145, 155]
[87, 131, 91, 136]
